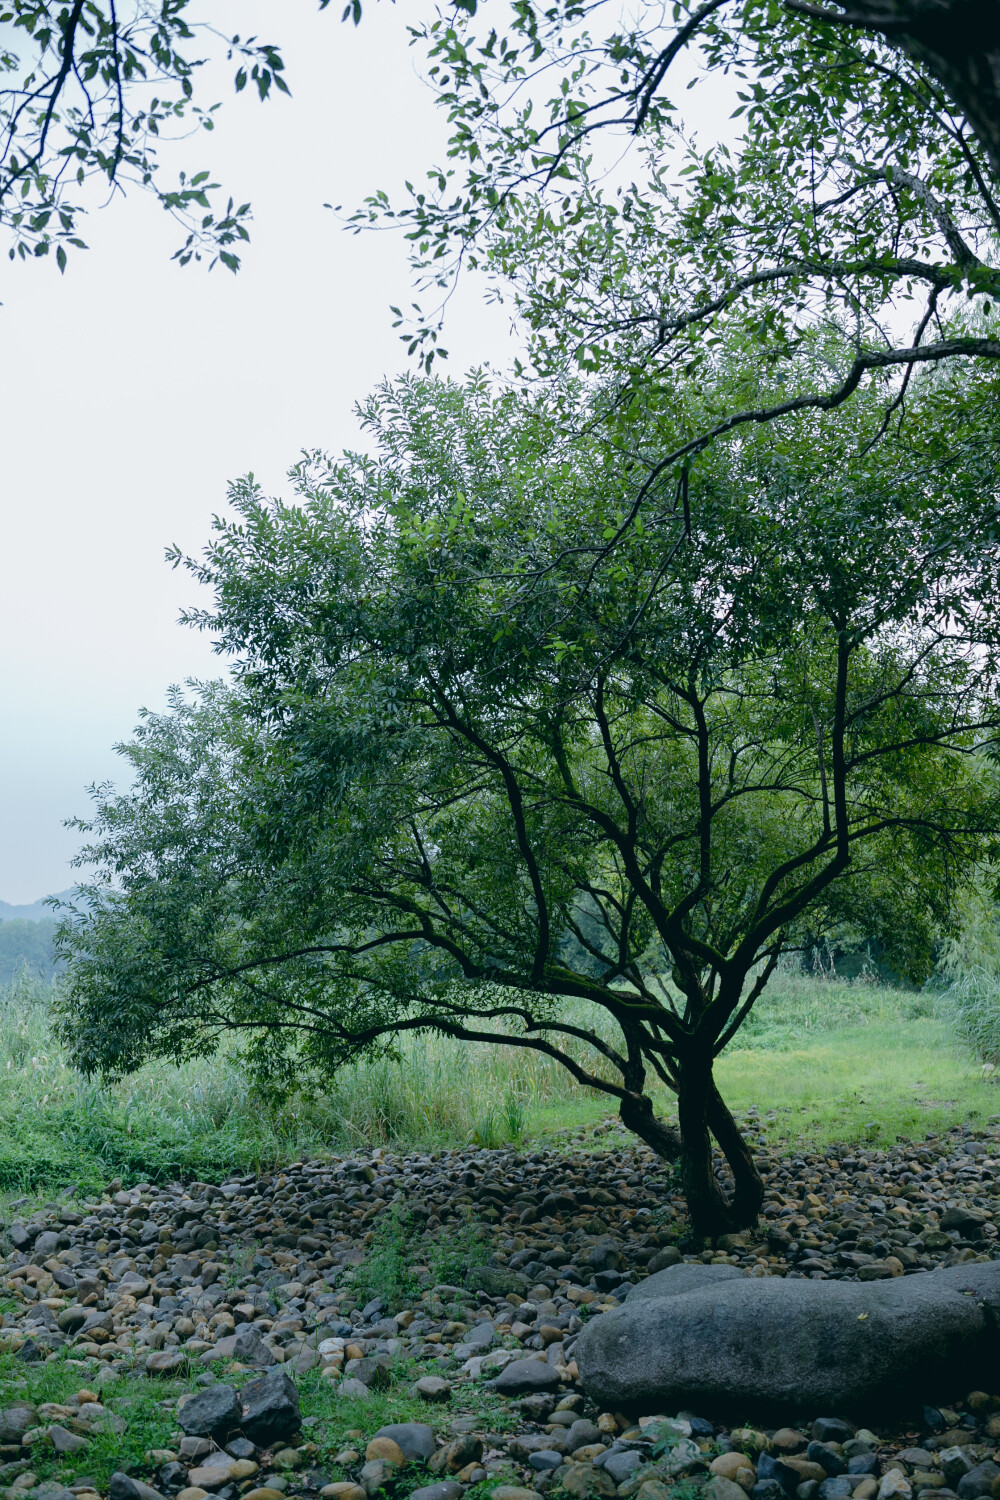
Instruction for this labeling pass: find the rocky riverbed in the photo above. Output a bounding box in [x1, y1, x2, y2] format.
[1, 1117, 1000, 1500]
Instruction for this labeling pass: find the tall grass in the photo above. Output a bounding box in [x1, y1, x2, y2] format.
[727, 964, 935, 1050]
[0, 962, 995, 1195]
[940, 967, 1000, 1065]
[0, 971, 582, 1191]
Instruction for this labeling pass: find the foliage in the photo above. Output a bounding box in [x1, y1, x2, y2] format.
[52, 341, 1000, 1233]
[360, 0, 1000, 429]
[936, 871, 1000, 981]
[0, 970, 995, 1197]
[0, 0, 291, 272]
[941, 968, 1000, 1067]
[0, 1354, 206, 1489]
[348, 1198, 492, 1311]
[349, 1201, 422, 1310]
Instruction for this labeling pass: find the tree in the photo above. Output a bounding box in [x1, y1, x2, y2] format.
[0, 1, 292, 271]
[55, 344, 1000, 1235]
[362, 0, 1000, 421]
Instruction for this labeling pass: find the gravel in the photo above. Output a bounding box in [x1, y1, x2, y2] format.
[0, 1118, 998, 1500]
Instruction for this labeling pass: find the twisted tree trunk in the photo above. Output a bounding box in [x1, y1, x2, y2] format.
[618, 1058, 765, 1238]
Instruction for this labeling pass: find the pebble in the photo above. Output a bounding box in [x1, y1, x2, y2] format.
[0, 1124, 998, 1500]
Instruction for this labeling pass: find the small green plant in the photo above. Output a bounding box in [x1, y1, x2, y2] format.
[501, 1086, 526, 1143]
[426, 1205, 490, 1288]
[350, 1201, 421, 1311]
[226, 1239, 260, 1287]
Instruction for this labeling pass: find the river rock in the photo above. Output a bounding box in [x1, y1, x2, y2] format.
[575, 1260, 1000, 1416]
[239, 1368, 302, 1447]
[177, 1385, 241, 1438]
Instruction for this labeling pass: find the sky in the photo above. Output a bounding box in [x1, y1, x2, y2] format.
[0, 1, 520, 902]
[0, 2, 737, 903]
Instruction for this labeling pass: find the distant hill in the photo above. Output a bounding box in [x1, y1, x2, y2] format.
[0, 889, 75, 922]
[0, 918, 59, 984]
[0, 891, 78, 985]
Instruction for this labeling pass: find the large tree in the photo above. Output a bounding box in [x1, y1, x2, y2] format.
[55, 344, 1000, 1235]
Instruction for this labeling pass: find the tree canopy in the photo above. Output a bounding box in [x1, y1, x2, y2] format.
[55, 339, 1000, 1233]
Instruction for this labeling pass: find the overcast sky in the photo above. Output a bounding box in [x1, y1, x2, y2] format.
[0, 2, 736, 903]
[0, 1, 522, 902]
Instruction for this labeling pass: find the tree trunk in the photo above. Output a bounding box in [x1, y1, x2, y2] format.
[675, 1058, 749, 1237]
[705, 1077, 765, 1227]
[618, 1065, 764, 1238]
[877, 1, 1000, 180]
[618, 1090, 682, 1160]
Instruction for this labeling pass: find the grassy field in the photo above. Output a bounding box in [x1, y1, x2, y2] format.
[0, 965, 997, 1196]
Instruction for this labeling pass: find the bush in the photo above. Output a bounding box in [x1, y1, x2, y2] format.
[942, 968, 1000, 1065]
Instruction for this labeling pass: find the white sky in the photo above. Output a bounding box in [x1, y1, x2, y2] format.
[0, 1, 519, 902]
[0, 2, 736, 902]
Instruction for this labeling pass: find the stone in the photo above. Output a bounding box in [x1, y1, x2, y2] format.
[407, 1485, 464, 1500]
[528, 1452, 564, 1471]
[493, 1358, 561, 1395]
[878, 1477, 912, 1500]
[352, 1355, 394, 1390]
[338, 1378, 371, 1399]
[239, 1368, 301, 1447]
[48, 1425, 88, 1454]
[940, 1453, 976, 1487]
[807, 1444, 848, 1477]
[147, 1352, 185, 1375]
[109, 1477, 167, 1500]
[602, 1451, 643, 1484]
[491, 1490, 543, 1500]
[625, 1263, 748, 1302]
[576, 1262, 1000, 1416]
[956, 1467, 1000, 1500]
[187, 1467, 237, 1491]
[415, 1376, 452, 1402]
[176, 1490, 210, 1500]
[561, 1464, 618, 1498]
[244, 1491, 290, 1500]
[817, 1481, 853, 1500]
[646, 1247, 683, 1273]
[206, 1327, 276, 1368]
[774, 1434, 808, 1455]
[56, 1307, 88, 1333]
[177, 1385, 241, 1438]
[429, 1436, 484, 1475]
[812, 1422, 856, 1445]
[366, 1439, 408, 1467]
[371, 1424, 437, 1463]
[710, 1480, 758, 1500]
[0, 1403, 39, 1441]
[319, 1488, 367, 1500]
[713, 1455, 759, 1484]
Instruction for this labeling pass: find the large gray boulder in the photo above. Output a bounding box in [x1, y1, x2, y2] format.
[624, 1264, 746, 1302]
[576, 1260, 1000, 1417]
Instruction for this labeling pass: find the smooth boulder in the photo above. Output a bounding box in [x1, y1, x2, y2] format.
[624, 1264, 747, 1302]
[575, 1260, 1000, 1417]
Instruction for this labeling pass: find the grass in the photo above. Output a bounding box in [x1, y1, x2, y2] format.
[0, 1346, 521, 1492]
[0, 1351, 208, 1488]
[1, 964, 998, 1199]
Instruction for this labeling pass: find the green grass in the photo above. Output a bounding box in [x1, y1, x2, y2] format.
[1, 965, 998, 1198]
[0, 1351, 208, 1488]
[0, 1348, 521, 1492]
